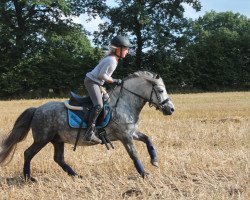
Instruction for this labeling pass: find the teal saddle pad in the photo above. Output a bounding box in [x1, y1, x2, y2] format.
[67, 104, 112, 129]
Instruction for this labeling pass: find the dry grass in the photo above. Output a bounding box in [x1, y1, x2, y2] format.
[0, 92, 249, 200]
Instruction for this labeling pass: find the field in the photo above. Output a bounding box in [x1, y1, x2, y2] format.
[0, 92, 249, 200]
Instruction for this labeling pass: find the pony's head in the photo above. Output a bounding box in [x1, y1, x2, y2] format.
[127, 71, 175, 115]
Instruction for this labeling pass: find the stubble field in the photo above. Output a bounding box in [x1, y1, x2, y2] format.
[0, 92, 249, 200]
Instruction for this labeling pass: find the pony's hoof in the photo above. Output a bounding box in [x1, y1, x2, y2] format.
[76, 175, 84, 179]
[151, 159, 159, 167]
[70, 173, 84, 180]
[29, 177, 37, 182]
[141, 172, 150, 179]
[25, 176, 37, 182]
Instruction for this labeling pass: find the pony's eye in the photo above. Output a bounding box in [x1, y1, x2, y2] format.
[158, 89, 164, 93]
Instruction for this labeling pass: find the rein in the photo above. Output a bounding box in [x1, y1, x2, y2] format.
[122, 84, 154, 105]
[112, 81, 169, 110]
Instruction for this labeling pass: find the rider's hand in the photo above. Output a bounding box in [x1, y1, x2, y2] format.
[113, 79, 123, 85]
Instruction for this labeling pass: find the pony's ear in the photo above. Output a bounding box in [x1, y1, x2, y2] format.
[156, 74, 160, 79]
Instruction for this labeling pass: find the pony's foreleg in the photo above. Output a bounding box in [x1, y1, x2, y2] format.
[133, 131, 158, 167]
[121, 138, 145, 178]
[51, 138, 77, 176]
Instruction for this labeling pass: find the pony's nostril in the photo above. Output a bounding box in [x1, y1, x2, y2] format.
[171, 108, 175, 112]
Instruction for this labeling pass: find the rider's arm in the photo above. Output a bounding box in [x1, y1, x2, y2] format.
[98, 57, 117, 83]
[101, 74, 113, 83]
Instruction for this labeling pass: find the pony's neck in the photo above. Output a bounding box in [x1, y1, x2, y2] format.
[110, 84, 147, 123]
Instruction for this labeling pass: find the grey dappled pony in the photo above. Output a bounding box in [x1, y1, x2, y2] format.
[0, 71, 175, 181]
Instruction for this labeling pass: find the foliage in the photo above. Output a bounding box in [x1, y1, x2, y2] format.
[0, 1, 249, 98]
[0, 0, 100, 98]
[181, 11, 250, 90]
[71, 0, 201, 69]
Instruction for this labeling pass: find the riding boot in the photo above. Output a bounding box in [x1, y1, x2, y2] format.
[85, 105, 102, 143]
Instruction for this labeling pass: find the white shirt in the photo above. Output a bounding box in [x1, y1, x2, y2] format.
[86, 56, 118, 85]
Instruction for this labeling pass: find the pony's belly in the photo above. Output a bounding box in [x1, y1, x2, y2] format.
[58, 130, 77, 144]
[58, 130, 97, 146]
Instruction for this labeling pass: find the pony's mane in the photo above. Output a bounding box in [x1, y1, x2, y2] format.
[124, 71, 162, 85]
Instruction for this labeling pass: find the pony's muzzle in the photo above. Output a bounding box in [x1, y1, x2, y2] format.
[162, 102, 175, 115]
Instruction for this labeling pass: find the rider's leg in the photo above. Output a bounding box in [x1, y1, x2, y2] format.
[84, 77, 103, 143]
[85, 105, 102, 142]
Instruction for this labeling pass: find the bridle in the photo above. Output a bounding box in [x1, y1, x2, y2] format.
[113, 81, 170, 110]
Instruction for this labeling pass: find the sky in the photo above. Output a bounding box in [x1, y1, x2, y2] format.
[71, 0, 250, 37]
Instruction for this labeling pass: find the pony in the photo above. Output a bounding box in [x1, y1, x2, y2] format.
[0, 71, 175, 181]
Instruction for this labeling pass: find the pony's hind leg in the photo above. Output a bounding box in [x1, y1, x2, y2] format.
[133, 131, 158, 167]
[23, 141, 49, 181]
[51, 136, 77, 176]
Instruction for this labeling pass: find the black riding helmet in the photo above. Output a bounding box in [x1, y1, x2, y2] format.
[111, 36, 132, 48]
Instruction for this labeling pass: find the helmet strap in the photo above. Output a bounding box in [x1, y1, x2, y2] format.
[114, 47, 123, 59]
[120, 47, 123, 58]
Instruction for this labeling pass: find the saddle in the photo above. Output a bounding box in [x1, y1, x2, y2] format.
[69, 92, 93, 108]
[64, 92, 112, 129]
[65, 92, 114, 151]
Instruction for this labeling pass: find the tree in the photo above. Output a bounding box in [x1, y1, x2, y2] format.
[0, 0, 99, 98]
[0, 0, 72, 60]
[70, 0, 201, 68]
[181, 11, 250, 90]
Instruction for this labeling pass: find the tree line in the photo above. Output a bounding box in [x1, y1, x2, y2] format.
[0, 0, 249, 99]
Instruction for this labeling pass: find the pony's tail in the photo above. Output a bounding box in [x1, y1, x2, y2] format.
[0, 107, 36, 165]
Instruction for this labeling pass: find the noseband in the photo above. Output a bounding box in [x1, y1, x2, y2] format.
[114, 82, 170, 110]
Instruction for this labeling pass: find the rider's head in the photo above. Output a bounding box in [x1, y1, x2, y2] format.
[110, 36, 132, 59]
